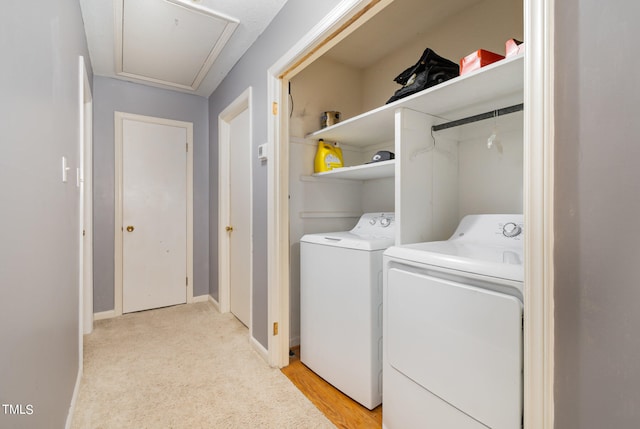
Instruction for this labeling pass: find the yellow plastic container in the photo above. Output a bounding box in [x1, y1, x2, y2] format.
[333, 141, 344, 166]
[314, 139, 343, 173]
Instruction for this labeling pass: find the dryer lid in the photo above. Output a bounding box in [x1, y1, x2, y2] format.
[384, 214, 524, 282]
[385, 241, 523, 282]
[300, 212, 396, 251]
[301, 231, 394, 251]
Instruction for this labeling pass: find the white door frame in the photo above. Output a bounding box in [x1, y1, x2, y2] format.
[266, 0, 555, 427]
[218, 87, 255, 339]
[523, 0, 555, 426]
[114, 112, 194, 316]
[266, 0, 387, 371]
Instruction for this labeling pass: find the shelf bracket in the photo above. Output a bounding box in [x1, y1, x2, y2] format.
[432, 103, 524, 132]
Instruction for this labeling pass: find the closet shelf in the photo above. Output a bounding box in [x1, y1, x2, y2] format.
[299, 211, 362, 219]
[311, 160, 395, 180]
[306, 53, 524, 147]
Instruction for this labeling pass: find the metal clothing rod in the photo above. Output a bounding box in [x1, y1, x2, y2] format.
[432, 103, 524, 132]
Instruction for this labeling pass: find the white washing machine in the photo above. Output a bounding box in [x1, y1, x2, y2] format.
[383, 214, 524, 429]
[300, 212, 395, 410]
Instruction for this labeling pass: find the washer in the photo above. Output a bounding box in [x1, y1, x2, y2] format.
[383, 214, 524, 429]
[300, 212, 395, 410]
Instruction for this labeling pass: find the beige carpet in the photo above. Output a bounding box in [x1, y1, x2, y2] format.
[72, 302, 335, 429]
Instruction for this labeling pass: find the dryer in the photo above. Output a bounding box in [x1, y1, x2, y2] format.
[300, 212, 395, 410]
[383, 214, 524, 429]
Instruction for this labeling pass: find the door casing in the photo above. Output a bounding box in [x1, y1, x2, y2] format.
[114, 112, 194, 316]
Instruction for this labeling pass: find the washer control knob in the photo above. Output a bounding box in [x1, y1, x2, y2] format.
[380, 217, 391, 227]
[503, 222, 522, 238]
[369, 218, 376, 225]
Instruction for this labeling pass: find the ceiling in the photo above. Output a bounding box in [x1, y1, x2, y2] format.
[79, 0, 289, 97]
[324, 0, 483, 69]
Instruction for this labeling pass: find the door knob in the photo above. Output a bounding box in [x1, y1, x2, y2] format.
[225, 226, 233, 232]
[126, 225, 135, 232]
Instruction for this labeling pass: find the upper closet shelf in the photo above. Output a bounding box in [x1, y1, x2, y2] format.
[306, 53, 524, 147]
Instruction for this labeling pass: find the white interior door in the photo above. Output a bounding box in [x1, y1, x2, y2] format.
[229, 108, 251, 326]
[79, 56, 93, 336]
[81, 75, 93, 334]
[122, 118, 187, 313]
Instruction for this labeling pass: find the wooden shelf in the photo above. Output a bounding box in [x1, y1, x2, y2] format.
[306, 54, 524, 147]
[311, 160, 395, 180]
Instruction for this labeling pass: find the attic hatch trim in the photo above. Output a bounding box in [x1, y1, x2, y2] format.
[114, 0, 239, 92]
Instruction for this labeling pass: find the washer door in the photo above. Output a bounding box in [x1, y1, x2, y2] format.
[387, 267, 522, 429]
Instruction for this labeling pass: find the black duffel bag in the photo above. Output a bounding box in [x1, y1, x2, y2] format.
[386, 48, 459, 104]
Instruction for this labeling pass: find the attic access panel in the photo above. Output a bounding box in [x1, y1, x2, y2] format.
[115, 0, 239, 91]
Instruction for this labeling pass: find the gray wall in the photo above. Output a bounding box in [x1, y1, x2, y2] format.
[0, 1, 92, 427]
[554, 0, 640, 427]
[93, 77, 209, 312]
[208, 0, 343, 348]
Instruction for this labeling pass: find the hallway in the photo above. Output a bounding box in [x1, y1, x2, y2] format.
[72, 303, 333, 428]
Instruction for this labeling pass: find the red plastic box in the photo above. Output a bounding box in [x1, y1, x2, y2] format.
[460, 49, 505, 76]
[505, 38, 525, 57]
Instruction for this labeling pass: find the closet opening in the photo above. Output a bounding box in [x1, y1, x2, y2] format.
[267, 0, 554, 426]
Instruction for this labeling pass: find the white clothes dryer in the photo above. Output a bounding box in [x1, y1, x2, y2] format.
[383, 214, 524, 429]
[300, 213, 395, 410]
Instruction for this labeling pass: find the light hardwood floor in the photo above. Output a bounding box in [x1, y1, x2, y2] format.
[281, 347, 382, 429]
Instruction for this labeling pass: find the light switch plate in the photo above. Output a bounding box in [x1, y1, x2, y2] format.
[257, 143, 268, 161]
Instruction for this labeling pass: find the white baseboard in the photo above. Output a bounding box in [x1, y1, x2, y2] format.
[93, 309, 116, 320]
[289, 335, 300, 348]
[207, 295, 221, 312]
[94, 298, 218, 319]
[65, 365, 83, 429]
[192, 294, 210, 303]
[251, 336, 269, 364]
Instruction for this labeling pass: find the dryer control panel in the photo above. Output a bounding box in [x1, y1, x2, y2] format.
[502, 222, 523, 238]
[451, 214, 524, 244]
[351, 213, 396, 238]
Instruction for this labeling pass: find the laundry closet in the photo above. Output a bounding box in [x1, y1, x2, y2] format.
[288, 0, 524, 349]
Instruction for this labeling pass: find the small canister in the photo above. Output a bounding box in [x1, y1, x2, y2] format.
[320, 111, 341, 128]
